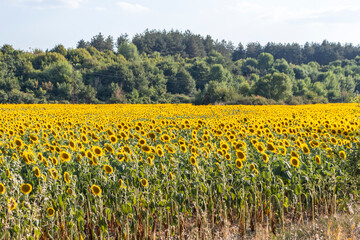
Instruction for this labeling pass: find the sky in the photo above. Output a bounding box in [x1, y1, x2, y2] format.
[1, 0, 360, 51]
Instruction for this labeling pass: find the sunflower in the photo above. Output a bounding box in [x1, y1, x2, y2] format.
[301, 144, 310, 155]
[64, 172, 71, 184]
[109, 135, 118, 144]
[69, 140, 76, 151]
[262, 153, 269, 163]
[315, 155, 321, 165]
[249, 163, 255, 171]
[236, 151, 246, 161]
[34, 167, 41, 178]
[138, 138, 146, 145]
[190, 156, 197, 166]
[60, 151, 71, 162]
[180, 145, 187, 153]
[67, 188, 73, 195]
[8, 197, 16, 211]
[92, 146, 103, 156]
[161, 134, 170, 142]
[267, 142, 277, 153]
[14, 138, 24, 149]
[157, 148, 164, 157]
[86, 150, 93, 159]
[104, 164, 114, 174]
[339, 151, 346, 160]
[141, 145, 151, 153]
[169, 172, 174, 181]
[290, 151, 299, 159]
[49, 168, 58, 180]
[225, 153, 231, 160]
[235, 159, 243, 169]
[91, 185, 102, 196]
[256, 142, 265, 153]
[141, 178, 148, 187]
[290, 157, 300, 168]
[20, 183, 32, 195]
[0, 183, 5, 195]
[119, 179, 124, 188]
[47, 207, 55, 217]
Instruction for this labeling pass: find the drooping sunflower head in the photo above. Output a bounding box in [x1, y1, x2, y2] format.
[20, 183, 32, 195]
[91, 184, 102, 196]
[315, 155, 321, 165]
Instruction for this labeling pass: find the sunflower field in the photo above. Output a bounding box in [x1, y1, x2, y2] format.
[0, 103, 359, 239]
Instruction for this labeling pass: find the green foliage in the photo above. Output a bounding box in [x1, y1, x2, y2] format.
[1, 31, 360, 104]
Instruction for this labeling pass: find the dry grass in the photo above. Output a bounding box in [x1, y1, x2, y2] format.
[152, 204, 360, 240]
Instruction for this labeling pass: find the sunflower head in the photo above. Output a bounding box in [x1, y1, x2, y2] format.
[140, 178, 148, 187]
[64, 172, 71, 184]
[235, 159, 243, 169]
[290, 157, 300, 168]
[315, 155, 321, 165]
[190, 156, 197, 166]
[339, 151, 346, 160]
[49, 168, 58, 180]
[104, 164, 114, 174]
[20, 183, 32, 195]
[92, 146, 103, 156]
[0, 183, 5, 195]
[60, 151, 71, 162]
[262, 153, 269, 163]
[34, 167, 41, 178]
[47, 207, 55, 217]
[91, 185, 102, 196]
[8, 197, 17, 211]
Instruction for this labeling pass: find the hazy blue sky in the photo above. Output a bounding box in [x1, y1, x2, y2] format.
[1, 0, 360, 51]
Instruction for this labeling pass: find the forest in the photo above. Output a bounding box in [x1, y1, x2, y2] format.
[1, 30, 360, 105]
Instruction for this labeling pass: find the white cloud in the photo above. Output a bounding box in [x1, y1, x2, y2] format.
[117, 2, 148, 13]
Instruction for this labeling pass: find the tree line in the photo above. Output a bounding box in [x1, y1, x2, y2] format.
[0, 30, 359, 105]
